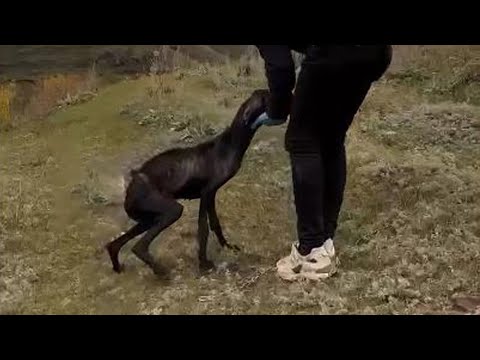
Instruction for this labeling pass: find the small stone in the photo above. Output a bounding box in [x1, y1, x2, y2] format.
[397, 277, 411, 288]
[402, 289, 422, 299]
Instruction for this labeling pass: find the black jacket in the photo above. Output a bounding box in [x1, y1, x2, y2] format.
[255, 45, 392, 120]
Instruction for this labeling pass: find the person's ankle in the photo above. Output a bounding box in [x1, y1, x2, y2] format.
[297, 243, 320, 256]
[297, 238, 334, 256]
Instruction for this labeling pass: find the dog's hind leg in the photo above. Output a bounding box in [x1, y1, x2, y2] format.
[206, 192, 241, 252]
[106, 222, 153, 273]
[131, 191, 183, 276]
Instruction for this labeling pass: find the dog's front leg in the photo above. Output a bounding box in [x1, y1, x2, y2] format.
[206, 191, 241, 252]
[198, 195, 214, 273]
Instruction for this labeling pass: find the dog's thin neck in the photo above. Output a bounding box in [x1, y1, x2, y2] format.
[216, 123, 255, 161]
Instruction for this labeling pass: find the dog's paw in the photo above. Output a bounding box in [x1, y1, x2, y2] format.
[112, 264, 125, 273]
[106, 245, 124, 273]
[225, 243, 242, 253]
[199, 260, 216, 274]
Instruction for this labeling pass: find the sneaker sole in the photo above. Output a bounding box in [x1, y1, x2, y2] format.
[277, 266, 335, 282]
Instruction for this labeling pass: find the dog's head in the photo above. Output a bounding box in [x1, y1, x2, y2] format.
[233, 89, 269, 130]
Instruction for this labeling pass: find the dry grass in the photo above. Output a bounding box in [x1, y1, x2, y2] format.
[1, 46, 480, 314]
[0, 84, 15, 127]
[26, 71, 98, 120]
[1, 66, 99, 131]
[388, 45, 480, 104]
[146, 47, 180, 102]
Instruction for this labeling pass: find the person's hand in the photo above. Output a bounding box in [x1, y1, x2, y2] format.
[251, 112, 287, 130]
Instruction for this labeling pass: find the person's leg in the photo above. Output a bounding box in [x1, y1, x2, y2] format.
[286, 61, 330, 256]
[276, 61, 334, 281]
[288, 54, 389, 246]
[290, 152, 325, 255]
[322, 80, 373, 240]
[286, 62, 368, 254]
[321, 46, 392, 239]
[322, 142, 346, 241]
[322, 142, 347, 241]
[278, 46, 392, 280]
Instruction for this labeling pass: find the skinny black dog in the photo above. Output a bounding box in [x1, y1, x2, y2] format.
[106, 89, 268, 275]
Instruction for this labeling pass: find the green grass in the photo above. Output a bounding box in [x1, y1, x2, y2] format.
[1, 47, 479, 314]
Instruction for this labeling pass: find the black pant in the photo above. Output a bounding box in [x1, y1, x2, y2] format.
[285, 46, 391, 254]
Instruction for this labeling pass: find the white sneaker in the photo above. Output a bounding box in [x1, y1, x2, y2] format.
[276, 239, 337, 282]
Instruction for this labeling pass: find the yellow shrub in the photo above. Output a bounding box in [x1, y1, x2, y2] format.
[1, 68, 98, 125]
[26, 73, 93, 120]
[0, 84, 14, 124]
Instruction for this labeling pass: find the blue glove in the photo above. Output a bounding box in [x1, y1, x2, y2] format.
[251, 112, 287, 130]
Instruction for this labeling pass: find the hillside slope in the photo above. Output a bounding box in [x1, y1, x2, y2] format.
[1, 47, 479, 314]
[0, 45, 249, 81]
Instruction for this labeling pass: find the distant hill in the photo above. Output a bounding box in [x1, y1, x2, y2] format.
[209, 45, 250, 57]
[0, 45, 251, 81]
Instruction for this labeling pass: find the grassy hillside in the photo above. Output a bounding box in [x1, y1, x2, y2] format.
[0, 46, 479, 314]
[0, 45, 248, 81]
